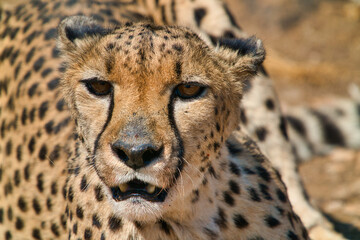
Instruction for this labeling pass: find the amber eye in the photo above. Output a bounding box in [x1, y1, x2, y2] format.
[82, 78, 112, 96]
[175, 83, 206, 99]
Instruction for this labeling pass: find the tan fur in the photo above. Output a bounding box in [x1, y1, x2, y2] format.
[0, 0, 343, 239]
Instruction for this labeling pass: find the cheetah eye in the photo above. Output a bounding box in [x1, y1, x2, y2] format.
[175, 83, 206, 99]
[82, 78, 112, 96]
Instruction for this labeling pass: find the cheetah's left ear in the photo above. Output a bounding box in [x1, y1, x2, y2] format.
[214, 36, 265, 78]
[57, 15, 110, 55]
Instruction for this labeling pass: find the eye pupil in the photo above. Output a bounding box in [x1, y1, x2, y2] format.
[83, 79, 112, 96]
[176, 83, 206, 99]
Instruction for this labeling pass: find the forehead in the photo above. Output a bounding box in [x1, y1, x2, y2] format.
[80, 23, 214, 84]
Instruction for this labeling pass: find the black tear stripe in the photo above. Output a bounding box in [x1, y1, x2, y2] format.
[168, 63, 184, 181]
[168, 94, 184, 181]
[93, 90, 115, 158]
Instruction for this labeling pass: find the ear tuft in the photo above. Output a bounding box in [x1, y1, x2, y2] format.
[217, 36, 265, 67]
[57, 16, 109, 53]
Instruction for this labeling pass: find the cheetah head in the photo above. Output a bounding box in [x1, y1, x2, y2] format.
[58, 16, 264, 222]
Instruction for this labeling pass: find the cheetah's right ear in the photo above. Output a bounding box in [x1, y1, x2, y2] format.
[57, 15, 110, 55]
[214, 36, 265, 80]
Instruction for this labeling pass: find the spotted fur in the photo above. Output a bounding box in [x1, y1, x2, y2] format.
[0, 0, 351, 239]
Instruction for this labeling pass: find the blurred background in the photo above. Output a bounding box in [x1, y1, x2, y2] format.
[226, 0, 360, 104]
[224, 0, 360, 238]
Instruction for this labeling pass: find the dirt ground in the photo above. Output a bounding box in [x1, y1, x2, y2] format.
[1, 0, 360, 238]
[225, 0, 360, 239]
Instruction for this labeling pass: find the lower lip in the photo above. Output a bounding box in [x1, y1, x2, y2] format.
[110, 187, 168, 202]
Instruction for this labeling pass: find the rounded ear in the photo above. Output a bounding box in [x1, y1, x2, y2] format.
[214, 36, 266, 78]
[57, 15, 109, 55]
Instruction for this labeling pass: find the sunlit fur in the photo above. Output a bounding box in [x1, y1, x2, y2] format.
[58, 16, 264, 222]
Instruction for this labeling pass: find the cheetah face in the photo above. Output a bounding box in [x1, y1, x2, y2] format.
[58, 16, 264, 221]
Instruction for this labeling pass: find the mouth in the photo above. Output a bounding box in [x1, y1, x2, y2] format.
[110, 179, 168, 202]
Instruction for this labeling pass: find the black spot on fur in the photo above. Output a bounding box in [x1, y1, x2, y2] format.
[38, 144, 47, 161]
[25, 30, 40, 45]
[51, 223, 60, 237]
[247, 187, 261, 202]
[32, 198, 41, 214]
[44, 28, 57, 40]
[80, 175, 88, 191]
[172, 44, 183, 52]
[311, 110, 345, 146]
[255, 127, 267, 141]
[286, 115, 306, 136]
[259, 183, 272, 200]
[46, 197, 52, 211]
[265, 99, 275, 110]
[208, 165, 218, 179]
[92, 214, 102, 228]
[240, 109, 247, 125]
[108, 216, 122, 232]
[32, 228, 42, 240]
[36, 173, 44, 192]
[159, 219, 171, 235]
[15, 217, 24, 230]
[51, 181, 58, 195]
[56, 99, 65, 111]
[28, 136, 36, 154]
[76, 205, 83, 219]
[39, 101, 49, 119]
[229, 162, 241, 176]
[265, 215, 280, 228]
[14, 145, 22, 162]
[287, 230, 300, 240]
[18, 196, 28, 212]
[280, 116, 289, 140]
[95, 185, 104, 201]
[14, 62, 22, 79]
[233, 214, 249, 228]
[24, 164, 30, 181]
[68, 186, 74, 202]
[0, 208, 3, 223]
[223, 191, 235, 206]
[5, 140, 12, 156]
[7, 207, 13, 221]
[84, 228, 92, 240]
[73, 222, 78, 234]
[256, 166, 271, 182]
[45, 120, 54, 134]
[229, 180, 240, 194]
[226, 140, 243, 155]
[33, 56, 44, 72]
[276, 189, 287, 203]
[5, 231, 12, 240]
[47, 77, 59, 90]
[194, 8, 206, 27]
[41, 67, 52, 77]
[214, 207, 227, 229]
[27, 83, 39, 97]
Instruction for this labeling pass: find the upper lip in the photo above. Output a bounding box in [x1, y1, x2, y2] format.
[110, 179, 168, 202]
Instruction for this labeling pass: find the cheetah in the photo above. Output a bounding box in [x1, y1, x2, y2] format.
[0, 0, 350, 239]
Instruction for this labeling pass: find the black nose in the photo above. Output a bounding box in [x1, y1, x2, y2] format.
[111, 140, 163, 170]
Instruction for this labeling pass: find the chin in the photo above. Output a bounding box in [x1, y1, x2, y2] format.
[110, 197, 164, 222]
